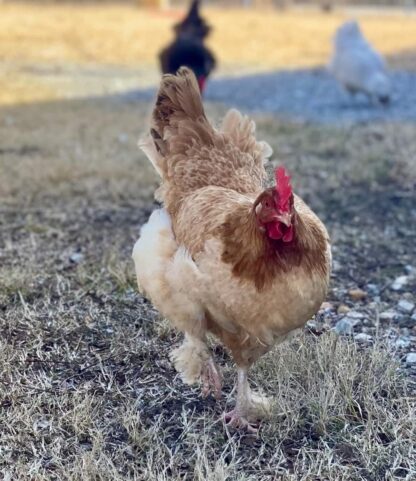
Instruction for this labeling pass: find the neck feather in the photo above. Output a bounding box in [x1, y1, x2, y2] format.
[219, 202, 327, 290]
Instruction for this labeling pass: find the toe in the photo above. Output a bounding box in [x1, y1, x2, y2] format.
[223, 410, 259, 434]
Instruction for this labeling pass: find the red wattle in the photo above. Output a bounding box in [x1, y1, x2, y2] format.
[267, 222, 294, 242]
[283, 226, 294, 242]
[267, 222, 283, 240]
[198, 76, 206, 92]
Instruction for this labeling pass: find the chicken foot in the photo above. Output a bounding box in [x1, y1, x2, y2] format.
[170, 333, 222, 399]
[224, 367, 269, 433]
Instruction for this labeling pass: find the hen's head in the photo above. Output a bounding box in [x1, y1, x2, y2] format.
[254, 167, 295, 242]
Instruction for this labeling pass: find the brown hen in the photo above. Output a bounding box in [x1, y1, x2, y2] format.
[133, 68, 331, 431]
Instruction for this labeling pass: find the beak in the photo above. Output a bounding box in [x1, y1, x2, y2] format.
[276, 212, 292, 227]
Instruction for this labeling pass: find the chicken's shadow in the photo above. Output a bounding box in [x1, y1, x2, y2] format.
[121, 67, 416, 124]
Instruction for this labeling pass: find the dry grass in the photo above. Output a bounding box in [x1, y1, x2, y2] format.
[2, 97, 416, 205]
[2, 3, 416, 104]
[1, 311, 414, 481]
[1, 93, 415, 479]
[0, 97, 157, 202]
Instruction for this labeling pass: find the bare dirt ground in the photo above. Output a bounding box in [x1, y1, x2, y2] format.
[1, 3, 415, 480]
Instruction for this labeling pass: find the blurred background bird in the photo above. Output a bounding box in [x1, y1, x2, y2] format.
[159, 0, 216, 93]
[328, 20, 391, 105]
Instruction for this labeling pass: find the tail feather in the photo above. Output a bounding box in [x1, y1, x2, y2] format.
[143, 67, 213, 181]
[152, 67, 207, 144]
[139, 68, 270, 207]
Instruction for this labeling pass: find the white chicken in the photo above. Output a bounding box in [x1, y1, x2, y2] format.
[329, 20, 391, 105]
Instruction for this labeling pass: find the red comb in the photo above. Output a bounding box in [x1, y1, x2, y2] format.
[275, 166, 292, 212]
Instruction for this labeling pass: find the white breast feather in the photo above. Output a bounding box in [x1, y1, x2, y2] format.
[132, 209, 204, 334]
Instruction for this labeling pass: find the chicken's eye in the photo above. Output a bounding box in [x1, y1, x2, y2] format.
[264, 200, 271, 208]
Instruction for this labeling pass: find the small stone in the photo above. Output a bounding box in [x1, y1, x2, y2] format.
[395, 336, 411, 349]
[395, 314, 413, 328]
[337, 304, 350, 315]
[320, 302, 334, 312]
[69, 252, 84, 264]
[404, 265, 415, 275]
[332, 260, 341, 272]
[366, 283, 380, 295]
[334, 316, 360, 335]
[391, 276, 409, 291]
[354, 333, 372, 343]
[346, 311, 365, 319]
[405, 352, 416, 365]
[411, 313, 416, 322]
[348, 288, 367, 301]
[80, 441, 93, 451]
[379, 310, 397, 321]
[397, 299, 415, 314]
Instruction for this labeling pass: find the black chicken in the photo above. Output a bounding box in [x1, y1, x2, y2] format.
[159, 0, 216, 92]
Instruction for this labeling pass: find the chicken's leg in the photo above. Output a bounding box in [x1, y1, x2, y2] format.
[224, 367, 269, 433]
[170, 333, 222, 399]
[201, 356, 222, 400]
[224, 367, 257, 432]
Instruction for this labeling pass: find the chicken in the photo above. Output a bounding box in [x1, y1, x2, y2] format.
[159, 0, 216, 92]
[133, 68, 331, 431]
[329, 20, 391, 105]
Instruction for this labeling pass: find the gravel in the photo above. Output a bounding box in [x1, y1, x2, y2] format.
[344, 311, 365, 320]
[397, 299, 415, 314]
[380, 310, 397, 321]
[406, 352, 416, 365]
[205, 68, 416, 124]
[395, 336, 412, 349]
[354, 333, 373, 344]
[391, 275, 409, 291]
[334, 316, 361, 335]
[125, 68, 416, 124]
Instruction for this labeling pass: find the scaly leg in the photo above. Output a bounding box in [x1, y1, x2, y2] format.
[201, 357, 222, 400]
[224, 367, 269, 433]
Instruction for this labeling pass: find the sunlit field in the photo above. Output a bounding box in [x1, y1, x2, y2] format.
[2, 3, 416, 104]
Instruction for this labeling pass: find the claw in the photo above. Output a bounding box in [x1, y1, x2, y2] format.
[223, 409, 259, 434]
[201, 358, 222, 400]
